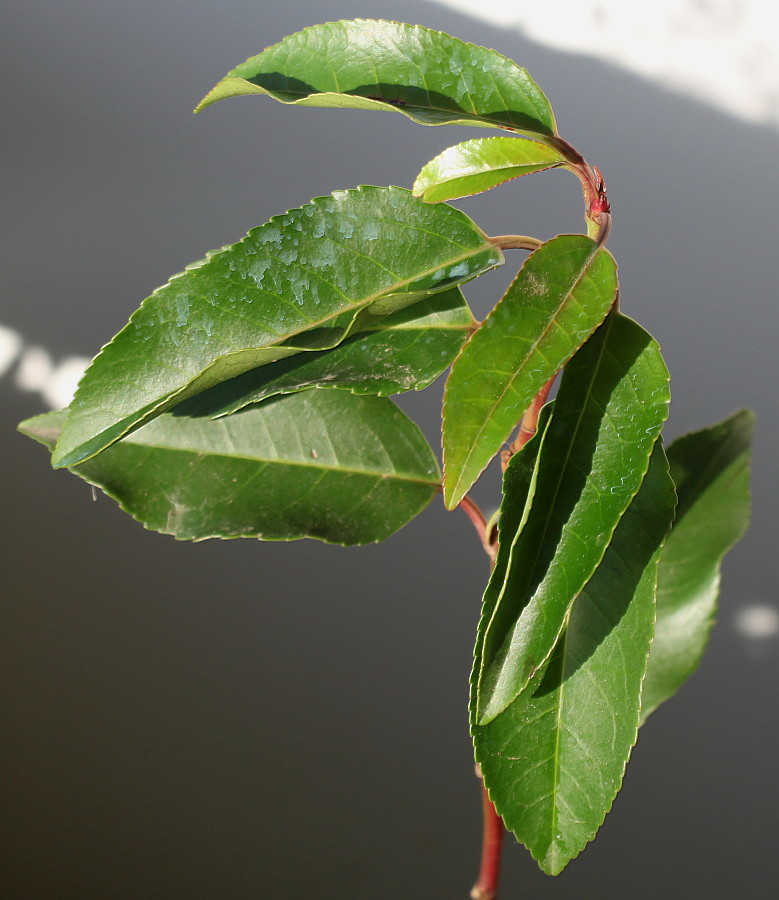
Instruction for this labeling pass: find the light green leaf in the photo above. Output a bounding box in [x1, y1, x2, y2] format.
[641, 409, 754, 722]
[52, 186, 502, 470]
[196, 19, 556, 138]
[474, 444, 676, 875]
[475, 313, 670, 724]
[185, 289, 474, 418]
[413, 137, 566, 203]
[21, 390, 440, 545]
[442, 234, 618, 509]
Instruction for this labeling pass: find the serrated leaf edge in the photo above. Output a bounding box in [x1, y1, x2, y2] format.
[195, 19, 557, 136]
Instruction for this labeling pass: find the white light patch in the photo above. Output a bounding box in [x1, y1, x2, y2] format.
[15, 346, 54, 392]
[2, 327, 89, 409]
[425, 0, 779, 128]
[734, 604, 779, 640]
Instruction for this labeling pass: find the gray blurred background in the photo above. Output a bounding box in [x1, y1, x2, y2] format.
[2, 1, 777, 897]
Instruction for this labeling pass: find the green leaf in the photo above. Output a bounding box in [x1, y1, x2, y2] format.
[20, 390, 440, 545]
[196, 19, 556, 138]
[475, 313, 670, 724]
[641, 409, 754, 722]
[184, 289, 474, 418]
[413, 137, 566, 203]
[471, 405, 554, 692]
[473, 444, 676, 875]
[51, 186, 502, 470]
[442, 234, 618, 509]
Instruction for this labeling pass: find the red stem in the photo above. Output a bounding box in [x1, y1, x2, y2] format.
[458, 495, 495, 559]
[501, 374, 557, 474]
[545, 136, 611, 242]
[459, 494, 487, 535]
[471, 778, 504, 900]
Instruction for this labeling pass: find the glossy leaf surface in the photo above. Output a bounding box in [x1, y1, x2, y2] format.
[475, 313, 670, 724]
[22, 390, 440, 545]
[474, 445, 676, 874]
[641, 409, 753, 721]
[442, 235, 618, 509]
[196, 19, 556, 138]
[413, 137, 565, 203]
[52, 186, 502, 469]
[471, 405, 554, 689]
[185, 289, 474, 418]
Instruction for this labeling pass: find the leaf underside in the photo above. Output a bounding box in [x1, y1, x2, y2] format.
[641, 409, 754, 721]
[183, 288, 474, 418]
[475, 312, 670, 723]
[474, 444, 676, 875]
[413, 137, 566, 203]
[196, 19, 556, 138]
[443, 234, 618, 509]
[52, 186, 502, 470]
[22, 390, 440, 545]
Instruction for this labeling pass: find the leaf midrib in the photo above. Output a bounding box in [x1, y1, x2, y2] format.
[110, 436, 440, 485]
[451, 241, 602, 503]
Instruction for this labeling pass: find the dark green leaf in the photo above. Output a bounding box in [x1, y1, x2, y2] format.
[184, 289, 474, 418]
[475, 313, 670, 724]
[413, 137, 565, 203]
[474, 444, 676, 875]
[22, 390, 441, 545]
[471, 405, 554, 695]
[52, 186, 502, 469]
[641, 409, 754, 722]
[442, 235, 618, 509]
[196, 19, 556, 138]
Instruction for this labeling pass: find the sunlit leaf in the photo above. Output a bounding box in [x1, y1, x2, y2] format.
[641, 409, 754, 721]
[22, 390, 440, 545]
[413, 137, 565, 203]
[443, 235, 617, 509]
[52, 186, 502, 469]
[196, 19, 556, 138]
[475, 313, 670, 724]
[474, 444, 676, 874]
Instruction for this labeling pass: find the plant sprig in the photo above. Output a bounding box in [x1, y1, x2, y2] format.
[19, 19, 753, 895]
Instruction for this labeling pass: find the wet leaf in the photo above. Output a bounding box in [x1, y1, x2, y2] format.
[52, 186, 502, 469]
[196, 19, 556, 138]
